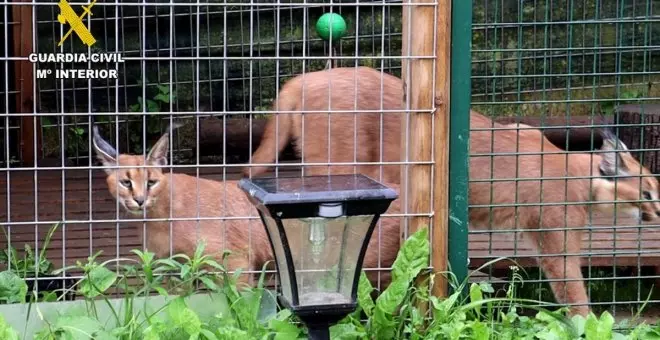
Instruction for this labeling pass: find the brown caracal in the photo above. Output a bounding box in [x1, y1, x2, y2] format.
[244, 66, 403, 184]
[244, 66, 660, 316]
[92, 125, 402, 286]
[92, 125, 272, 281]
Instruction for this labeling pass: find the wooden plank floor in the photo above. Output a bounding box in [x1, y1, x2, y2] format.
[1, 167, 659, 277]
[469, 220, 660, 269]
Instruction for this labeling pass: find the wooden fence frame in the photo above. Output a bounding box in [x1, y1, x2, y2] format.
[11, 0, 41, 167]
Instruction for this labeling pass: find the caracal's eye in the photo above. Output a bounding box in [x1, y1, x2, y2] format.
[643, 191, 652, 200]
[147, 180, 158, 188]
[120, 179, 132, 188]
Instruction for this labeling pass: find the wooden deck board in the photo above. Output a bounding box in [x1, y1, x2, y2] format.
[468, 222, 660, 268]
[1, 167, 659, 277]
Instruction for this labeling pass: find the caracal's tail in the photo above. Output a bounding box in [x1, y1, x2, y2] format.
[243, 93, 298, 177]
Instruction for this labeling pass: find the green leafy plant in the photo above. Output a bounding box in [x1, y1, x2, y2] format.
[130, 84, 177, 115]
[3, 228, 660, 339]
[329, 228, 660, 340]
[0, 271, 28, 304]
[66, 125, 87, 158]
[0, 314, 19, 340]
[0, 223, 59, 278]
[31, 242, 299, 340]
[0, 223, 73, 303]
[128, 83, 178, 154]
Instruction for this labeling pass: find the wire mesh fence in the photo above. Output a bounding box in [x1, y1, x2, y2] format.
[30, 1, 405, 166]
[2, 0, 660, 322]
[470, 0, 660, 319]
[1, 0, 437, 308]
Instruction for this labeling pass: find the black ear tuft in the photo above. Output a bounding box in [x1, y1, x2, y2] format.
[146, 131, 171, 167]
[91, 125, 118, 174]
[598, 130, 630, 178]
[145, 121, 185, 167]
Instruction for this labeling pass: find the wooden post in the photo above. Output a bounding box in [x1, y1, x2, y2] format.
[401, 0, 449, 297]
[12, 0, 40, 167]
[431, 0, 451, 297]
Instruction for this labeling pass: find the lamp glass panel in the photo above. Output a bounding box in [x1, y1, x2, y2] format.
[261, 213, 294, 303]
[283, 214, 375, 307]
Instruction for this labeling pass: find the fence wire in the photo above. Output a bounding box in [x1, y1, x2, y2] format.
[1, 0, 434, 306]
[2, 0, 659, 321]
[471, 0, 660, 318]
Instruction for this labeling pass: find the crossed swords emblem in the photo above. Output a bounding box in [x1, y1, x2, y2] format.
[57, 0, 97, 47]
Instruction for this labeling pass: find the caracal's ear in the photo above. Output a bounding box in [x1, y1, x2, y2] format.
[146, 122, 183, 167]
[598, 129, 630, 178]
[92, 125, 118, 175]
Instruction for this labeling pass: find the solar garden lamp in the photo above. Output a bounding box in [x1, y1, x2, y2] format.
[238, 174, 398, 340]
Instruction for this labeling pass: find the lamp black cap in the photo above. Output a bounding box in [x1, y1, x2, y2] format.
[238, 174, 399, 219]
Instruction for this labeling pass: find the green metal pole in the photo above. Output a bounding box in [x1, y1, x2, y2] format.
[447, 0, 472, 292]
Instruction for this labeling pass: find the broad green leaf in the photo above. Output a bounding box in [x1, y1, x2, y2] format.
[478, 281, 495, 294]
[534, 311, 571, 340]
[469, 282, 483, 303]
[156, 84, 170, 95]
[408, 306, 426, 333]
[0, 314, 19, 340]
[268, 319, 301, 340]
[571, 314, 586, 336]
[275, 308, 293, 321]
[430, 291, 460, 322]
[154, 93, 171, 103]
[40, 290, 59, 302]
[370, 227, 428, 338]
[371, 305, 397, 340]
[535, 310, 564, 324]
[596, 311, 615, 339]
[584, 314, 599, 339]
[391, 228, 429, 282]
[168, 296, 202, 336]
[584, 312, 613, 340]
[78, 265, 117, 298]
[215, 325, 249, 340]
[357, 271, 375, 318]
[631, 324, 660, 340]
[146, 99, 160, 112]
[0, 270, 27, 304]
[374, 277, 409, 315]
[470, 320, 490, 340]
[535, 328, 564, 340]
[330, 323, 366, 340]
[200, 329, 219, 340]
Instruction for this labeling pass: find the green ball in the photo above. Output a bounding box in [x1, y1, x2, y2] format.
[316, 13, 347, 42]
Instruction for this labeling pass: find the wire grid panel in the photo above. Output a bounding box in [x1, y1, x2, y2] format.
[0, 0, 437, 299]
[469, 0, 660, 317]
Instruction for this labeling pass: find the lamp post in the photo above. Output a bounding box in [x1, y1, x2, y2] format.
[238, 174, 398, 340]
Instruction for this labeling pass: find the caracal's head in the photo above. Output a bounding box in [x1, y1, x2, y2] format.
[592, 130, 660, 222]
[92, 126, 174, 215]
